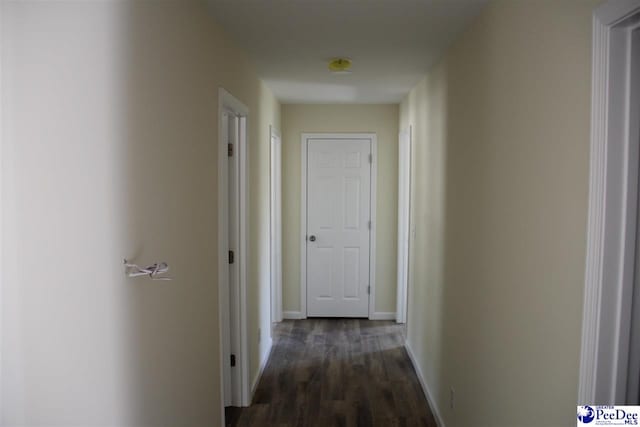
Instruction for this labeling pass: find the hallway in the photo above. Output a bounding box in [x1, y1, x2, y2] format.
[228, 319, 437, 427]
[0, 1, 615, 425]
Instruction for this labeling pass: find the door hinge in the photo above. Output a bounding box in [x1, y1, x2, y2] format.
[230, 354, 236, 367]
[229, 250, 235, 264]
[367, 286, 371, 295]
[228, 143, 233, 157]
[368, 220, 372, 230]
[369, 153, 373, 163]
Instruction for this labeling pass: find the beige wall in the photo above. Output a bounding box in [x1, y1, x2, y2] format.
[400, 0, 597, 425]
[0, 2, 279, 425]
[281, 104, 399, 316]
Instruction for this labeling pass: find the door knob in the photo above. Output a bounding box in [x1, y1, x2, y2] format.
[309, 235, 316, 242]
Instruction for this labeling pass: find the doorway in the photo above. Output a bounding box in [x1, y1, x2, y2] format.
[396, 126, 412, 324]
[579, 0, 640, 405]
[270, 126, 283, 323]
[625, 24, 640, 405]
[300, 133, 377, 318]
[218, 89, 250, 423]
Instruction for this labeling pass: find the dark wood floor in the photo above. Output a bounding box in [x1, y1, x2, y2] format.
[227, 318, 437, 427]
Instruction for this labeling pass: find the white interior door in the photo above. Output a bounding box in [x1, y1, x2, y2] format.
[218, 90, 250, 420]
[306, 138, 371, 317]
[228, 114, 242, 406]
[222, 112, 242, 407]
[220, 111, 232, 407]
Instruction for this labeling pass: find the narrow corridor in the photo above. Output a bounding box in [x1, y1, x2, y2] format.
[228, 319, 437, 427]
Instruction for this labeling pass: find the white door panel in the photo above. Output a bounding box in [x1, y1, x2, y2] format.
[307, 139, 371, 317]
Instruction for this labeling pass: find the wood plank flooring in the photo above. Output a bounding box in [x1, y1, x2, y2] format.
[227, 318, 437, 427]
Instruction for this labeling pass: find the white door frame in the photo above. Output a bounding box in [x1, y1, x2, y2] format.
[627, 27, 640, 403]
[217, 88, 250, 422]
[396, 127, 412, 324]
[579, 0, 640, 405]
[300, 133, 377, 319]
[0, 2, 4, 420]
[270, 126, 283, 323]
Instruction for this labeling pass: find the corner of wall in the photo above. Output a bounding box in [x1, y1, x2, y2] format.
[404, 341, 445, 427]
[251, 336, 273, 399]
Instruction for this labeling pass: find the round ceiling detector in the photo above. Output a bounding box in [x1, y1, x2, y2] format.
[328, 58, 352, 73]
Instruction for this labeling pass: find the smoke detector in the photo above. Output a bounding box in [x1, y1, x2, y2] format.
[328, 58, 352, 74]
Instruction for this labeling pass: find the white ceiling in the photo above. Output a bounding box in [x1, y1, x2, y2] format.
[207, 1, 487, 104]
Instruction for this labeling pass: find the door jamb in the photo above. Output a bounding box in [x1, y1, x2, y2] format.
[300, 133, 377, 319]
[396, 126, 412, 324]
[270, 126, 283, 323]
[217, 88, 250, 423]
[0, 2, 4, 419]
[579, 0, 640, 404]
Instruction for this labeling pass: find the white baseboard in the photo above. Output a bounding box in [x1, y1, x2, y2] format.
[251, 337, 273, 399]
[404, 341, 446, 427]
[283, 311, 395, 320]
[283, 311, 306, 319]
[370, 311, 396, 320]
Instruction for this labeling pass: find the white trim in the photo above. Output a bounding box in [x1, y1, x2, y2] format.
[283, 311, 306, 320]
[238, 114, 250, 407]
[396, 126, 412, 324]
[0, 2, 4, 419]
[405, 342, 445, 427]
[270, 126, 283, 323]
[370, 312, 396, 321]
[300, 139, 308, 318]
[218, 88, 251, 420]
[250, 337, 273, 398]
[218, 108, 231, 412]
[625, 24, 640, 404]
[300, 133, 378, 319]
[579, 0, 640, 405]
[369, 136, 378, 320]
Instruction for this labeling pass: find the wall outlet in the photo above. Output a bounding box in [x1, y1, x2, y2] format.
[450, 387, 455, 410]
